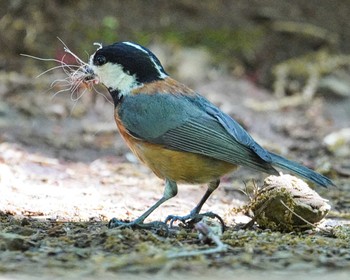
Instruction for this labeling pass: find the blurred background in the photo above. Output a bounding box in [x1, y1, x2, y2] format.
[2, 0, 350, 84]
[1, 0, 350, 277]
[1, 0, 350, 157]
[1, 0, 350, 207]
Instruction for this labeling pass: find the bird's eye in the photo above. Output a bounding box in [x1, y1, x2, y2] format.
[94, 55, 106, 66]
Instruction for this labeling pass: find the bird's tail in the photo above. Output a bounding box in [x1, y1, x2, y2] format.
[269, 152, 334, 188]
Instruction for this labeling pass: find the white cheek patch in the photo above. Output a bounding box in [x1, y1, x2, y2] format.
[90, 62, 139, 94]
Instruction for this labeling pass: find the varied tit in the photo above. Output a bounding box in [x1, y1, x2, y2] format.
[83, 41, 334, 230]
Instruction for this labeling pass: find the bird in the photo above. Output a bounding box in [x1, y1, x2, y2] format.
[82, 41, 334, 230]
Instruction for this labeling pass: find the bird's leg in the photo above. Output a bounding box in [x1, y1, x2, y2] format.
[108, 179, 178, 232]
[165, 180, 225, 229]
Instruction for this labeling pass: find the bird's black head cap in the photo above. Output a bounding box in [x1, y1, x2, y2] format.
[92, 42, 168, 84]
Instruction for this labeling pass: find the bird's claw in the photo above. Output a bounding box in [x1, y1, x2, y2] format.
[108, 218, 169, 236]
[165, 211, 226, 231]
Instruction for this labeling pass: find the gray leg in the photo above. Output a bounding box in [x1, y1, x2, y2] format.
[109, 179, 178, 229]
[165, 179, 223, 227]
[188, 179, 220, 216]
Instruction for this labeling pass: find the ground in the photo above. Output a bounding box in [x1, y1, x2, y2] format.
[1, 1, 350, 279]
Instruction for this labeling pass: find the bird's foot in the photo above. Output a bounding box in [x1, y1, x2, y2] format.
[165, 211, 226, 231]
[108, 218, 169, 236]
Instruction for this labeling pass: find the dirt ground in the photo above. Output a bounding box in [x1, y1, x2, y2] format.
[1, 1, 350, 279]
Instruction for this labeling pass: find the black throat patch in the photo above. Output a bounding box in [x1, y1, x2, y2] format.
[108, 88, 124, 106]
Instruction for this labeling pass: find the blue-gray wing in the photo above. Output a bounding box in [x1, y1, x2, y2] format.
[118, 93, 278, 174]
